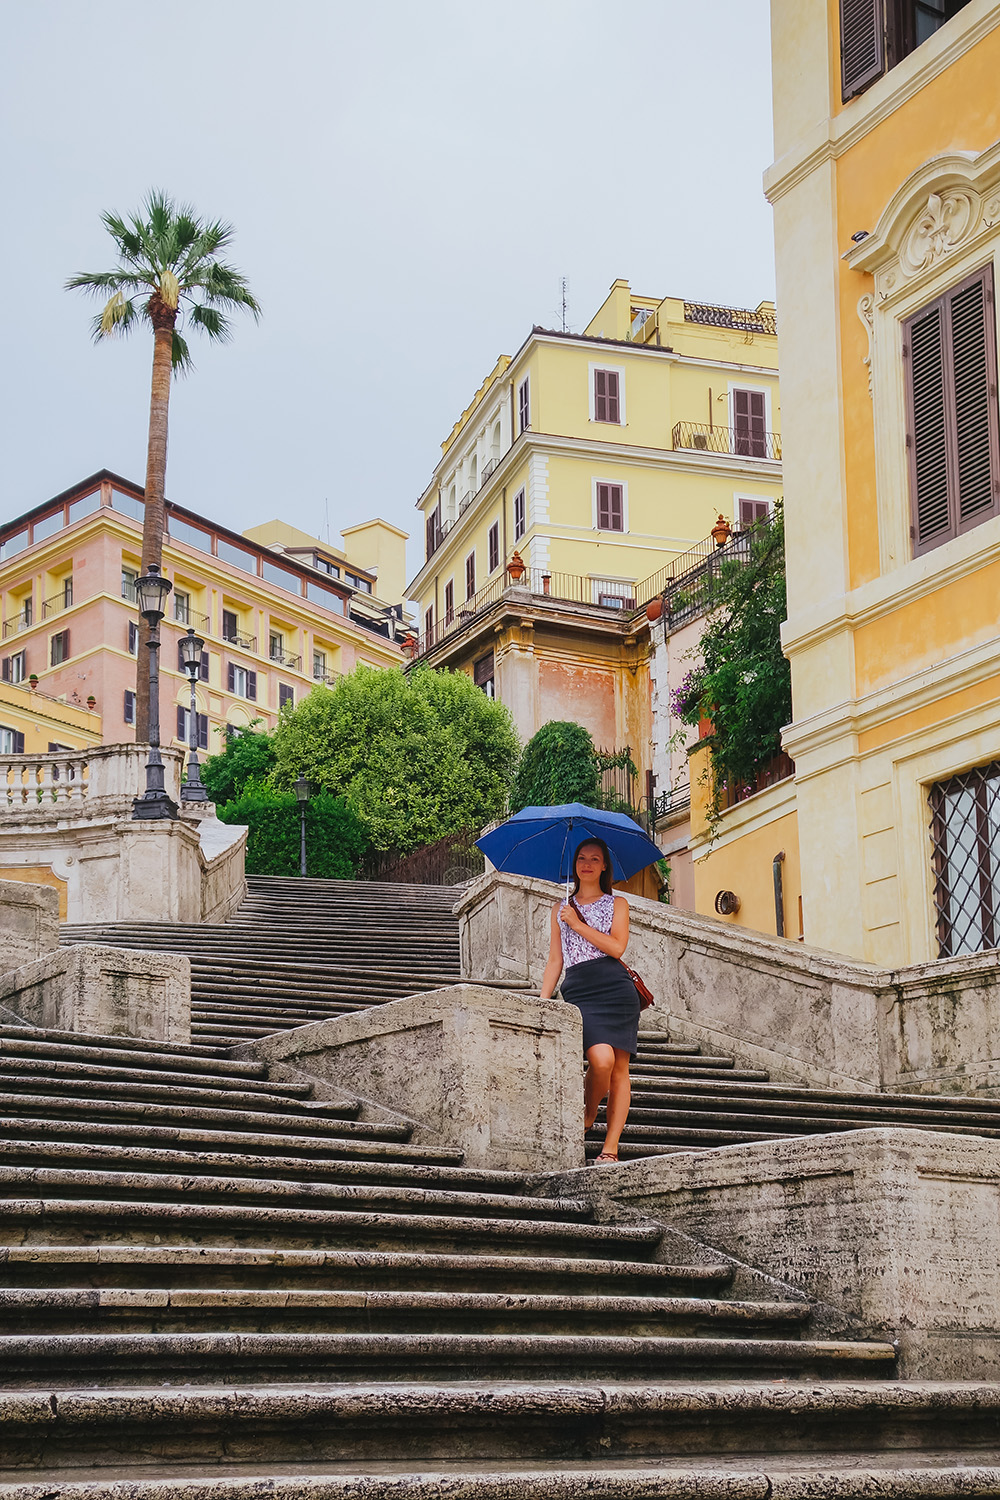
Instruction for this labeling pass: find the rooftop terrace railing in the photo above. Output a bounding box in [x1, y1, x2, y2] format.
[683, 301, 777, 337]
[672, 421, 781, 462]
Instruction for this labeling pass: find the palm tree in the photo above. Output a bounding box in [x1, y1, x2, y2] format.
[68, 191, 261, 739]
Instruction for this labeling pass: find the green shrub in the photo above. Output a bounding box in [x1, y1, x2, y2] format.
[511, 721, 602, 811]
[202, 728, 275, 805]
[217, 782, 368, 878]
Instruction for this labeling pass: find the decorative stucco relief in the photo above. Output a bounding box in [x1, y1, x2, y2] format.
[900, 191, 976, 277]
[857, 293, 875, 399]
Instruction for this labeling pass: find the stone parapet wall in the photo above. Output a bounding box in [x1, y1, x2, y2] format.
[456, 870, 1000, 1096]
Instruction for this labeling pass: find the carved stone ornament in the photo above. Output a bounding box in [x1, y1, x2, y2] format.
[857, 293, 875, 399]
[900, 191, 975, 276]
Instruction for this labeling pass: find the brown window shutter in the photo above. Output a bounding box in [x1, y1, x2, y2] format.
[841, 0, 885, 100]
[597, 483, 610, 529]
[200, 651, 209, 682]
[197, 713, 208, 750]
[1, 658, 9, 683]
[951, 270, 1000, 530]
[595, 369, 607, 421]
[177, 706, 186, 739]
[227, 662, 235, 691]
[905, 296, 953, 551]
[13, 731, 24, 754]
[606, 371, 620, 423]
[474, 651, 494, 686]
[247, 670, 257, 701]
[609, 485, 623, 530]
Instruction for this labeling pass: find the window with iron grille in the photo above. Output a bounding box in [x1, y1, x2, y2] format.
[840, 0, 973, 101]
[594, 369, 620, 423]
[513, 488, 526, 540]
[488, 522, 500, 573]
[465, 551, 476, 600]
[904, 266, 1000, 556]
[444, 579, 454, 625]
[518, 378, 530, 434]
[596, 482, 624, 531]
[929, 760, 1000, 956]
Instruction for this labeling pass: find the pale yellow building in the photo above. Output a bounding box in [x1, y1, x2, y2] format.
[407, 281, 782, 769]
[692, 0, 1000, 967]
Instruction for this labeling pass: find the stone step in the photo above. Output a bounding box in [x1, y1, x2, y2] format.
[0, 1073, 360, 1120]
[619, 1097, 1000, 1138]
[0, 1287, 810, 1337]
[0, 1023, 225, 1062]
[11, 1381, 999, 1476]
[0, 1244, 733, 1295]
[0, 1032, 268, 1079]
[0, 1330, 895, 1384]
[0, 1056, 315, 1100]
[628, 1072, 1000, 1117]
[0, 1163, 594, 1223]
[0, 1115, 467, 1168]
[0, 1197, 664, 1258]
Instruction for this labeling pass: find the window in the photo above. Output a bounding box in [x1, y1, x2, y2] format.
[121, 567, 138, 603]
[518, 377, 530, 434]
[176, 706, 209, 749]
[488, 522, 500, 574]
[594, 369, 621, 423]
[313, 649, 327, 680]
[597, 585, 635, 610]
[904, 267, 1000, 556]
[426, 505, 442, 560]
[62, 577, 73, 608]
[313, 555, 340, 577]
[174, 590, 191, 624]
[305, 580, 345, 614]
[444, 580, 454, 625]
[279, 683, 294, 710]
[424, 606, 434, 639]
[227, 662, 257, 700]
[465, 551, 476, 600]
[50, 630, 70, 666]
[739, 498, 772, 528]
[733, 389, 768, 458]
[177, 641, 209, 680]
[123, 690, 136, 725]
[128, 621, 139, 655]
[269, 631, 283, 661]
[930, 760, 1000, 956]
[2, 651, 26, 684]
[222, 609, 239, 643]
[262, 558, 301, 593]
[168, 515, 213, 554]
[0, 727, 25, 754]
[217, 538, 257, 574]
[345, 571, 373, 593]
[474, 651, 495, 699]
[596, 482, 624, 531]
[840, 0, 972, 101]
[513, 488, 526, 540]
[111, 488, 144, 522]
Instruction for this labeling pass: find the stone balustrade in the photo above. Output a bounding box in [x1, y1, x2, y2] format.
[0, 743, 182, 819]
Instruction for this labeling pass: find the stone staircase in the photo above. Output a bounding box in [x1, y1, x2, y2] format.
[62, 876, 465, 1049]
[3, 1019, 1000, 1496]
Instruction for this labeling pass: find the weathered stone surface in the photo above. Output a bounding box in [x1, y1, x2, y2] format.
[548, 1126, 1000, 1380]
[243, 985, 585, 1172]
[0, 880, 59, 975]
[457, 872, 1000, 1096]
[0, 945, 190, 1044]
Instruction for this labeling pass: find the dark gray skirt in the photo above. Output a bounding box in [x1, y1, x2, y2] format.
[561, 956, 641, 1057]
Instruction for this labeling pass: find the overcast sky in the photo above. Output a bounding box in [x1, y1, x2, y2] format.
[2, 1, 775, 589]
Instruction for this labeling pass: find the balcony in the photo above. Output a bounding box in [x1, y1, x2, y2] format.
[269, 647, 302, 670]
[684, 300, 777, 337]
[176, 611, 210, 633]
[2, 609, 33, 640]
[42, 585, 73, 619]
[222, 629, 257, 653]
[313, 669, 339, 685]
[672, 421, 781, 462]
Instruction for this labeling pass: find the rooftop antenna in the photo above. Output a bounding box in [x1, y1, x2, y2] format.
[323, 498, 331, 544]
[560, 276, 568, 332]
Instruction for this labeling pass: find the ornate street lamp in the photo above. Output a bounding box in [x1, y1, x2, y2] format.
[294, 775, 310, 877]
[132, 563, 177, 821]
[179, 626, 208, 803]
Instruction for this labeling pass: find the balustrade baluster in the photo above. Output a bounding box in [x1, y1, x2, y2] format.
[37, 759, 54, 807]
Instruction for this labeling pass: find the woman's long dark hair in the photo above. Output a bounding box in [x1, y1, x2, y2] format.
[570, 837, 614, 897]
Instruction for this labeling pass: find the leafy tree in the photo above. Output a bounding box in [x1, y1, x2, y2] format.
[67, 191, 260, 737]
[216, 781, 367, 878]
[201, 728, 275, 806]
[271, 665, 519, 852]
[676, 508, 791, 830]
[511, 721, 602, 811]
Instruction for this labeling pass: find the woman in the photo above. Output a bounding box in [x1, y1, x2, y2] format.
[539, 837, 639, 1164]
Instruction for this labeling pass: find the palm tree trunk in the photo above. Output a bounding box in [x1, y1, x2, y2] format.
[135, 317, 174, 742]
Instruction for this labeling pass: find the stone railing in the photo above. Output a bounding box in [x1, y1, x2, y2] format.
[455, 870, 1000, 1098]
[0, 743, 182, 818]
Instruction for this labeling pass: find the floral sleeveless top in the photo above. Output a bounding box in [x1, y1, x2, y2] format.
[559, 892, 615, 968]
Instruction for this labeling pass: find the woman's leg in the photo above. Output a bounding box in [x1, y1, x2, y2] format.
[583, 1043, 615, 1128]
[600, 1049, 632, 1157]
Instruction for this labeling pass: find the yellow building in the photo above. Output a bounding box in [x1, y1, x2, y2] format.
[695, 0, 1000, 966]
[407, 281, 782, 769]
[0, 472, 408, 760]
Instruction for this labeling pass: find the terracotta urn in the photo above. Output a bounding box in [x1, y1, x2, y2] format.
[646, 597, 664, 623]
[506, 550, 526, 584]
[711, 514, 732, 548]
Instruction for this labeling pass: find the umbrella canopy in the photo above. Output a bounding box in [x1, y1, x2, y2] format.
[476, 803, 662, 885]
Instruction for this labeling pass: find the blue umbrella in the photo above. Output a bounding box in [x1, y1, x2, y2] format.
[476, 803, 662, 886]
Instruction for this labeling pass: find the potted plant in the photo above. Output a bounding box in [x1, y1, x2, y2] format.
[28, 674, 38, 690]
[86, 695, 96, 710]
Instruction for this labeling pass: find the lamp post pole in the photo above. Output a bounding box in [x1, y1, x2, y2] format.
[294, 775, 310, 877]
[132, 564, 178, 821]
[179, 627, 208, 803]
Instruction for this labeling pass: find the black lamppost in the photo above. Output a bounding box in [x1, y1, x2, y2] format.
[294, 775, 310, 877]
[179, 626, 208, 803]
[132, 563, 177, 821]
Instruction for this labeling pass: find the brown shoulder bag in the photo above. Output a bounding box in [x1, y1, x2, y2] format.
[568, 896, 654, 1010]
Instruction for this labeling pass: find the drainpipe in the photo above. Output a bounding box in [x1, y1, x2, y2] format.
[772, 850, 785, 938]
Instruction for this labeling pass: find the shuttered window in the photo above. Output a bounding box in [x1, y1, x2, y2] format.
[739, 499, 772, 528]
[424, 606, 434, 640]
[123, 690, 136, 726]
[177, 643, 210, 680]
[444, 580, 454, 625]
[513, 488, 526, 540]
[594, 369, 620, 423]
[177, 707, 208, 749]
[518, 378, 530, 434]
[488, 522, 500, 573]
[465, 552, 476, 600]
[903, 266, 1000, 557]
[0, 727, 25, 754]
[50, 630, 70, 666]
[279, 684, 294, 710]
[596, 483, 624, 531]
[841, 0, 885, 99]
[733, 389, 767, 458]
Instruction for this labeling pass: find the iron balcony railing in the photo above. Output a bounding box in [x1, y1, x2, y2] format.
[313, 669, 340, 685]
[672, 421, 781, 462]
[415, 568, 637, 657]
[2, 609, 33, 639]
[121, 579, 138, 604]
[174, 611, 210, 633]
[269, 647, 302, 670]
[42, 585, 73, 618]
[684, 300, 777, 337]
[222, 629, 257, 652]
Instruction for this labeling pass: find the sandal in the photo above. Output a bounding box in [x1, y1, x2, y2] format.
[593, 1151, 619, 1165]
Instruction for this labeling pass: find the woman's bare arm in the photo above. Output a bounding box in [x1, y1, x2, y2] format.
[539, 902, 565, 999]
[559, 895, 630, 960]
